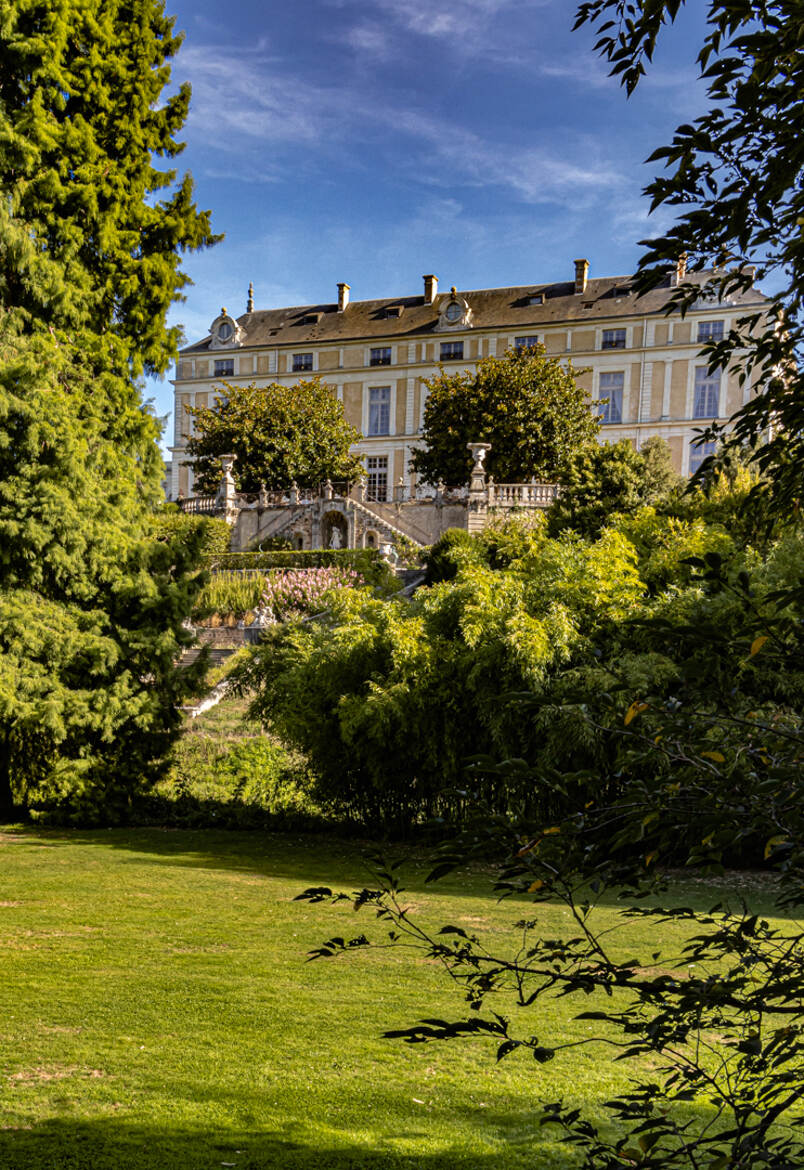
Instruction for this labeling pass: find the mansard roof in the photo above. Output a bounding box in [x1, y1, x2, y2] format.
[180, 273, 768, 354]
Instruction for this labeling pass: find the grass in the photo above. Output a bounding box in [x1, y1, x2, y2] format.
[0, 824, 785, 1169]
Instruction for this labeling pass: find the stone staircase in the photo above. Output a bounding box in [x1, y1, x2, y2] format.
[351, 497, 430, 547]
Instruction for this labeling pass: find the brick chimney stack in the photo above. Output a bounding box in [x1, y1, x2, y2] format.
[676, 254, 687, 285]
[574, 258, 589, 294]
[423, 274, 438, 304]
[337, 282, 350, 312]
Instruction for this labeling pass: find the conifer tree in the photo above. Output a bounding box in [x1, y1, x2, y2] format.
[0, 1, 219, 818]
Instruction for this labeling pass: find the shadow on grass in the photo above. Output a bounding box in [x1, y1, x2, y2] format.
[0, 1117, 577, 1170]
[0, 824, 784, 918]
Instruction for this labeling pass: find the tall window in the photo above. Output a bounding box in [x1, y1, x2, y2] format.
[515, 335, 540, 351]
[368, 387, 391, 436]
[366, 455, 388, 502]
[598, 372, 624, 423]
[370, 347, 392, 366]
[697, 320, 724, 343]
[293, 353, 313, 372]
[440, 341, 463, 361]
[693, 366, 721, 417]
[601, 329, 626, 350]
[213, 359, 234, 377]
[689, 439, 716, 475]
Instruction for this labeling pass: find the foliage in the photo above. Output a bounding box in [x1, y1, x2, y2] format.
[548, 438, 682, 538]
[186, 379, 364, 494]
[260, 568, 365, 621]
[146, 702, 322, 829]
[410, 347, 599, 487]
[0, 1, 218, 820]
[391, 534, 425, 570]
[0, 328, 208, 823]
[151, 505, 232, 558]
[574, 0, 804, 514]
[425, 515, 547, 583]
[424, 528, 488, 584]
[207, 549, 396, 589]
[301, 557, 804, 1169]
[195, 572, 264, 620]
[238, 517, 730, 828]
[0, 0, 218, 377]
[195, 568, 367, 621]
[234, 513, 803, 831]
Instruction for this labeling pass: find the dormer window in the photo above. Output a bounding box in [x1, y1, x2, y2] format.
[303, 312, 322, 325]
[444, 301, 462, 323]
[385, 305, 403, 319]
[437, 289, 472, 331]
[209, 308, 245, 350]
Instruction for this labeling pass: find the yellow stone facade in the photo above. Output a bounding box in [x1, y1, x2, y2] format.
[167, 265, 767, 500]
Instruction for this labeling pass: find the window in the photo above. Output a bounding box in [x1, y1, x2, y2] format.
[214, 359, 234, 377]
[440, 341, 464, 361]
[217, 321, 233, 342]
[293, 352, 313, 372]
[689, 439, 716, 475]
[598, 372, 624, 424]
[368, 387, 391, 436]
[693, 366, 721, 417]
[601, 329, 626, 350]
[697, 319, 724, 343]
[515, 335, 540, 351]
[370, 347, 392, 367]
[366, 456, 388, 502]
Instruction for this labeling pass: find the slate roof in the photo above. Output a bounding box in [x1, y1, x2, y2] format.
[180, 273, 769, 354]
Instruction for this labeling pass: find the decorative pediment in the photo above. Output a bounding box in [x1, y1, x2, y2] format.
[435, 287, 473, 332]
[209, 307, 246, 350]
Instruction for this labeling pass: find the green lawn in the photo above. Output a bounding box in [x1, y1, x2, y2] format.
[0, 826, 781, 1169]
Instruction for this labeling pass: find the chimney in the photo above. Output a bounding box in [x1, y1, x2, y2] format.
[675, 253, 687, 285]
[423, 274, 438, 305]
[247, 281, 254, 313]
[337, 282, 350, 312]
[574, 258, 589, 294]
[744, 264, 756, 285]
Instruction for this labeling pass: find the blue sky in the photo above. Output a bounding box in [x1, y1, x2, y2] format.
[147, 0, 711, 449]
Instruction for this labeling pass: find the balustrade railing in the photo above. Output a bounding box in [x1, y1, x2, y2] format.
[179, 495, 217, 514]
[488, 482, 559, 508]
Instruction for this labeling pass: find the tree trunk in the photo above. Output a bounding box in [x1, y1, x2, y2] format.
[0, 732, 18, 821]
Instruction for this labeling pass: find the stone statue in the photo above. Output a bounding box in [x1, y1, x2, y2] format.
[329, 525, 343, 549]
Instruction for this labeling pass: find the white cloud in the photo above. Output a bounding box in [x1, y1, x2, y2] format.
[177, 44, 626, 209]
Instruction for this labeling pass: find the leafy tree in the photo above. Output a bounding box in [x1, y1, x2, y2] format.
[548, 437, 680, 538]
[0, 327, 208, 820]
[0, 0, 218, 819]
[0, 0, 218, 375]
[410, 346, 599, 487]
[574, 0, 804, 513]
[640, 434, 683, 502]
[186, 379, 364, 494]
[300, 551, 804, 1168]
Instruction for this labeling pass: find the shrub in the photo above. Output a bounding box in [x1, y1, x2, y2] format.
[261, 567, 365, 620]
[423, 528, 487, 584]
[152, 506, 232, 557]
[138, 726, 324, 830]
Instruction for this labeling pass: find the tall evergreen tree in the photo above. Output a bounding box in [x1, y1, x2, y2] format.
[0, 1, 219, 818]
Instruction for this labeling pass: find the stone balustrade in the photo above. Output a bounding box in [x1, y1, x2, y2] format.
[488, 481, 560, 508]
